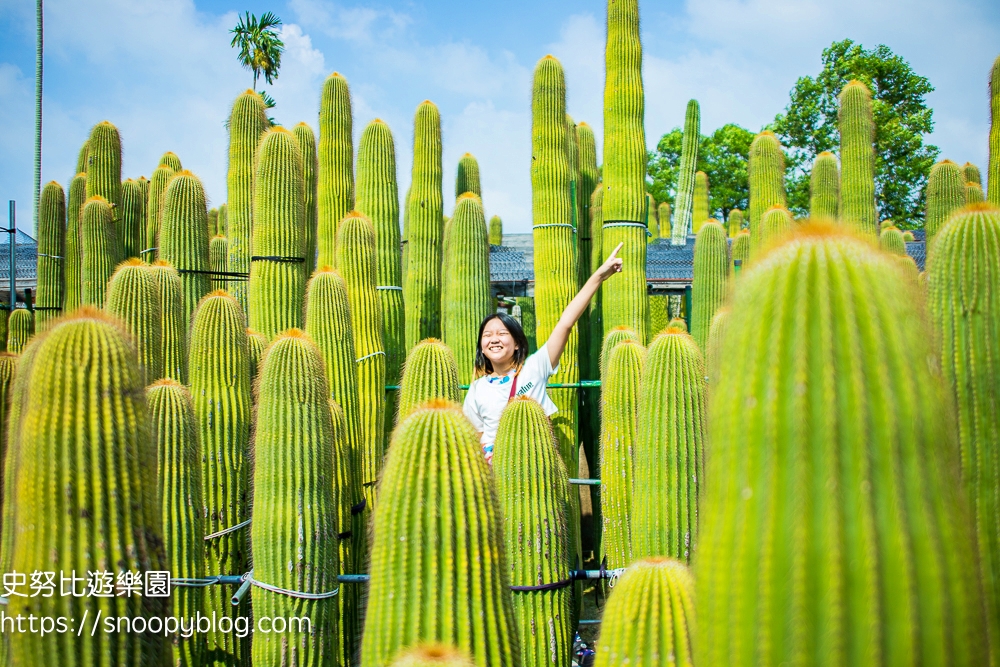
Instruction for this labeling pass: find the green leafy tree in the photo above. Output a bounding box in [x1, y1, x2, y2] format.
[230, 11, 285, 91]
[648, 123, 754, 222]
[770, 39, 938, 227]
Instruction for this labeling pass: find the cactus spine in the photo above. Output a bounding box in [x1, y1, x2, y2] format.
[673, 100, 700, 244]
[64, 172, 86, 312]
[84, 121, 123, 221]
[926, 159, 968, 247]
[838, 80, 878, 235]
[489, 215, 503, 245]
[456, 152, 482, 198]
[105, 258, 163, 383]
[967, 181, 986, 204]
[928, 204, 1000, 659]
[189, 291, 252, 665]
[150, 260, 187, 382]
[442, 194, 492, 385]
[209, 235, 228, 290]
[594, 559, 695, 667]
[160, 170, 211, 324]
[880, 225, 906, 255]
[146, 164, 176, 261]
[318, 73, 355, 267]
[120, 178, 146, 259]
[691, 220, 728, 351]
[600, 337, 645, 569]
[36, 181, 65, 331]
[80, 196, 116, 307]
[251, 331, 340, 667]
[697, 226, 989, 667]
[726, 207, 743, 237]
[250, 127, 306, 338]
[6, 309, 33, 354]
[989, 56, 1000, 205]
[810, 150, 840, 218]
[748, 131, 787, 248]
[6, 310, 169, 666]
[760, 206, 793, 247]
[693, 171, 710, 232]
[226, 90, 269, 312]
[294, 122, 319, 276]
[159, 151, 182, 171]
[631, 328, 706, 562]
[397, 338, 461, 422]
[147, 379, 206, 666]
[404, 101, 445, 349]
[360, 401, 520, 667]
[494, 397, 573, 667]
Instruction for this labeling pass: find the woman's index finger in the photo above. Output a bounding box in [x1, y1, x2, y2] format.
[609, 241, 624, 259]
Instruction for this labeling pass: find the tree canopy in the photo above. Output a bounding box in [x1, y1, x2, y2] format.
[230, 11, 285, 91]
[770, 39, 939, 226]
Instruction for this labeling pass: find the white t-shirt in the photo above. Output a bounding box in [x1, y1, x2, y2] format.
[462, 343, 559, 454]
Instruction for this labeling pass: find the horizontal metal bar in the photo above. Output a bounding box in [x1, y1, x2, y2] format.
[569, 478, 601, 486]
[455, 380, 601, 390]
[385, 385, 400, 391]
[578, 619, 602, 625]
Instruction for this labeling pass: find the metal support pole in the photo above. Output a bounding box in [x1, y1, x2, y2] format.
[8, 201, 15, 311]
[683, 284, 692, 332]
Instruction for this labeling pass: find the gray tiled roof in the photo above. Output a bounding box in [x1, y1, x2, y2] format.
[0, 230, 37, 288]
[646, 237, 697, 281]
[906, 241, 926, 271]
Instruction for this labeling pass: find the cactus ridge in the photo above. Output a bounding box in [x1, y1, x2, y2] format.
[691, 221, 728, 351]
[810, 151, 840, 219]
[105, 258, 163, 384]
[80, 196, 117, 307]
[36, 181, 66, 331]
[160, 170, 212, 326]
[673, 100, 700, 243]
[293, 122, 319, 276]
[926, 159, 968, 247]
[838, 81, 879, 235]
[748, 131, 787, 249]
[318, 72, 355, 266]
[149, 260, 187, 383]
[360, 401, 520, 667]
[5, 310, 33, 354]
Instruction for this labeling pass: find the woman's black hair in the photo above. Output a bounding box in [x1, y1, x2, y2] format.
[474, 312, 530, 378]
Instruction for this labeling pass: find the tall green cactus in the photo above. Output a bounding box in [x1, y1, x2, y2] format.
[64, 172, 86, 312]
[748, 131, 787, 248]
[693, 171, 710, 233]
[594, 559, 695, 667]
[691, 220, 728, 351]
[879, 225, 906, 255]
[360, 401, 520, 667]
[150, 260, 187, 382]
[105, 258, 163, 384]
[578, 120, 600, 272]
[964, 162, 982, 186]
[160, 151, 182, 171]
[251, 330, 340, 667]
[75, 138, 89, 173]
[989, 56, 1000, 205]
[318, 73, 355, 267]
[657, 200, 670, 238]
[36, 181, 65, 331]
[631, 328, 706, 562]
[250, 127, 306, 338]
[926, 159, 968, 247]
[6, 309, 33, 354]
[706, 306, 729, 387]
[404, 100, 444, 350]
[147, 378, 206, 667]
[336, 211, 386, 506]
[600, 326, 639, 376]
[726, 208, 743, 237]
[967, 181, 986, 204]
[294, 122, 319, 276]
[600, 337, 645, 569]
[760, 205, 793, 248]
[80, 195, 116, 307]
[697, 225, 989, 667]
[218, 202, 228, 237]
[6, 310, 169, 666]
[589, 183, 605, 377]
[189, 291, 252, 666]
[442, 193, 492, 385]
[390, 645, 477, 667]
[208, 208, 219, 237]
[226, 90, 269, 312]
[810, 150, 840, 218]
[145, 164, 176, 262]
[513, 297, 537, 353]
[120, 178, 146, 259]
[494, 397, 573, 667]
[356, 118, 404, 458]
[209, 235, 228, 290]
[645, 192, 658, 240]
[928, 203, 1000, 660]
[160, 170, 211, 324]
[456, 152, 482, 198]
[246, 328, 267, 383]
[673, 100, 700, 244]
[839, 80, 878, 236]
[396, 338, 461, 422]
[85, 121, 122, 221]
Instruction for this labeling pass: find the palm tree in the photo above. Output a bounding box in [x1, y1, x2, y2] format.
[229, 11, 285, 91]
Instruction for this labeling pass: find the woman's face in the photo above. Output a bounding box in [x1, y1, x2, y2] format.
[480, 318, 518, 368]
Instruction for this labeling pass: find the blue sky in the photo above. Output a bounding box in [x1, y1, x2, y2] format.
[1, 0, 998, 235]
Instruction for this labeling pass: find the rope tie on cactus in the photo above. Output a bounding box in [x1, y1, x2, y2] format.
[250, 255, 305, 264]
[140, 247, 158, 257]
[509, 577, 574, 593]
[356, 350, 386, 363]
[603, 219, 653, 237]
[176, 267, 250, 281]
[351, 498, 367, 515]
[239, 570, 339, 600]
[32, 306, 62, 311]
[376, 286, 403, 291]
[203, 518, 252, 540]
[171, 576, 224, 588]
[532, 223, 576, 232]
[37, 253, 63, 260]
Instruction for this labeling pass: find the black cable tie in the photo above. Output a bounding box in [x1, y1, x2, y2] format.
[510, 578, 574, 592]
[176, 268, 250, 280]
[32, 306, 62, 311]
[350, 498, 367, 515]
[337, 530, 353, 540]
[250, 255, 305, 264]
[362, 480, 378, 488]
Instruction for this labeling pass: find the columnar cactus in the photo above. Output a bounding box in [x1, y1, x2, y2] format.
[105, 258, 163, 384]
[494, 397, 573, 667]
[226, 90, 269, 312]
[120, 178, 146, 259]
[0, 342, 36, 573]
[189, 291, 252, 665]
[697, 225, 990, 667]
[6, 309, 33, 354]
[588, 184, 605, 379]
[706, 307, 729, 387]
[251, 330, 340, 667]
[926, 159, 968, 247]
[390, 645, 477, 667]
[631, 328, 706, 562]
[810, 150, 840, 218]
[6, 310, 169, 666]
[989, 56, 1000, 205]
[318, 72, 355, 267]
[658, 200, 672, 238]
[36, 181, 65, 331]
[967, 181, 986, 204]
[880, 225, 907, 255]
[293, 122, 319, 276]
[600, 326, 640, 376]
[85, 121, 122, 220]
[578, 121, 600, 271]
[145, 164, 176, 261]
[75, 139, 89, 173]
[147, 378, 206, 667]
[748, 131, 787, 248]
[360, 401, 520, 667]
[964, 162, 982, 186]
[928, 203, 1000, 656]
[691, 220, 728, 351]
[648, 294, 668, 335]
[336, 212, 386, 507]
[218, 202, 228, 237]
[404, 100, 445, 350]
[149, 260, 187, 382]
[693, 171, 710, 232]
[645, 192, 658, 240]
[673, 100, 700, 244]
[442, 193, 492, 385]
[160, 170, 211, 324]
[456, 152, 482, 198]
[208, 208, 219, 237]
[903, 230, 915, 242]
[594, 559, 695, 667]
[513, 297, 538, 353]
[80, 195, 117, 307]
[209, 235, 228, 290]
[759, 206, 793, 248]
[567, 114, 581, 229]
[839, 80, 878, 236]
[246, 328, 267, 383]
[64, 173, 86, 312]
[250, 127, 306, 338]
[160, 151, 182, 171]
[600, 337, 645, 569]
[0, 350, 14, 488]
[726, 208, 743, 237]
